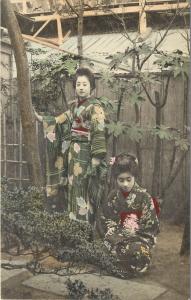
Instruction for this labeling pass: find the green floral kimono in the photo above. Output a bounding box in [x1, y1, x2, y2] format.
[42, 97, 108, 223]
[101, 182, 160, 276]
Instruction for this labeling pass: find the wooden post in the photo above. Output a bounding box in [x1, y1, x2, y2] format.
[139, 0, 147, 34]
[22, 0, 27, 13]
[56, 15, 63, 46]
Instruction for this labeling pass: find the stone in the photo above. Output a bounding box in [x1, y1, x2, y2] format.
[1, 268, 32, 289]
[23, 273, 167, 300]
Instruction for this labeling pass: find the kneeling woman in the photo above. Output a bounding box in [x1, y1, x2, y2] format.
[102, 153, 160, 276]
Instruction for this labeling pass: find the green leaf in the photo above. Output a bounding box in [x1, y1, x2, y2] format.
[100, 70, 115, 88]
[151, 125, 174, 140]
[125, 125, 144, 142]
[106, 121, 126, 137]
[175, 138, 189, 151]
[128, 91, 145, 106]
[137, 43, 152, 55]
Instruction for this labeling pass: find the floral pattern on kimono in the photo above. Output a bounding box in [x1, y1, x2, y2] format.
[42, 97, 108, 223]
[101, 182, 159, 275]
[66, 97, 108, 223]
[41, 114, 71, 198]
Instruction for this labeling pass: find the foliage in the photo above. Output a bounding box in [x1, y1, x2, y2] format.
[57, 238, 128, 279]
[88, 287, 120, 300]
[1, 178, 128, 279]
[106, 121, 126, 137]
[66, 279, 87, 299]
[154, 50, 190, 78]
[66, 278, 120, 300]
[28, 47, 79, 109]
[1, 177, 92, 248]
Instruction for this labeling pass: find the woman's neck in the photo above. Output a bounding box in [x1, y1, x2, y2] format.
[77, 98, 88, 106]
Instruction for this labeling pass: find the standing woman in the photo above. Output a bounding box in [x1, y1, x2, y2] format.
[35, 67, 108, 224]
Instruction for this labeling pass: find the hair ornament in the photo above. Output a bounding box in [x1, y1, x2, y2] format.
[109, 157, 116, 165]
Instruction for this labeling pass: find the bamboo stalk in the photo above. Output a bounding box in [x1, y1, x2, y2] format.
[3, 113, 7, 177]
[8, 177, 30, 181]
[1, 160, 27, 163]
[19, 119, 23, 188]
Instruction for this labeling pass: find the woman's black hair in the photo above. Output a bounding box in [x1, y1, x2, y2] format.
[112, 153, 139, 178]
[73, 67, 96, 91]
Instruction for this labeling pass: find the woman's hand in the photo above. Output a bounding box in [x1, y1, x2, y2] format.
[33, 107, 43, 122]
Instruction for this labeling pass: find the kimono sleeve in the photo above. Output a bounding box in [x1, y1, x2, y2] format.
[42, 112, 71, 197]
[138, 193, 160, 246]
[42, 110, 71, 150]
[100, 191, 119, 235]
[90, 104, 107, 157]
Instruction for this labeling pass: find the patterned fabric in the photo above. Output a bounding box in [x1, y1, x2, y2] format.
[42, 97, 108, 223]
[101, 182, 160, 275]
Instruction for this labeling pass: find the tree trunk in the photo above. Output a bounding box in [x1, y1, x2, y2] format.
[134, 103, 142, 184]
[152, 91, 162, 196]
[2, 0, 43, 187]
[180, 209, 190, 255]
[180, 75, 190, 255]
[112, 88, 124, 156]
[77, 0, 83, 61]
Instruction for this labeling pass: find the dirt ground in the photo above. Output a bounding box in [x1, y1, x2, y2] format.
[137, 221, 190, 297]
[1, 221, 190, 299]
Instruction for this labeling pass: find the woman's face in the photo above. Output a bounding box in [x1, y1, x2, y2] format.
[76, 75, 91, 99]
[117, 172, 135, 192]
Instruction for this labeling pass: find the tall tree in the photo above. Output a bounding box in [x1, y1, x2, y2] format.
[62, 0, 84, 62]
[1, 0, 43, 187]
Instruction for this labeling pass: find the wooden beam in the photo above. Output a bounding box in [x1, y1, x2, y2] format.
[32, 2, 189, 21]
[62, 30, 71, 43]
[22, 33, 64, 49]
[145, 2, 189, 12]
[11, 0, 27, 2]
[33, 12, 58, 37]
[34, 36, 60, 46]
[56, 15, 63, 45]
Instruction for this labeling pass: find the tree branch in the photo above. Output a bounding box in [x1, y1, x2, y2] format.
[140, 80, 156, 106]
[160, 71, 172, 108]
[58, 76, 68, 110]
[169, 144, 177, 176]
[161, 150, 188, 197]
[65, 0, 79, 17]
[140, 8, 184, 69]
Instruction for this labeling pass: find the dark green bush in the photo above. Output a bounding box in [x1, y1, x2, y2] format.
[65, 279, 121, 300]
[1, 178, 128, 279]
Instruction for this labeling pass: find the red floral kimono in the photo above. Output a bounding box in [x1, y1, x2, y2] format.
[101, 182, 160, 275]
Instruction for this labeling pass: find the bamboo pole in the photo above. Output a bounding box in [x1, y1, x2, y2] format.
[3, 113, 7, 178]
[19, 119, 23, 188]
